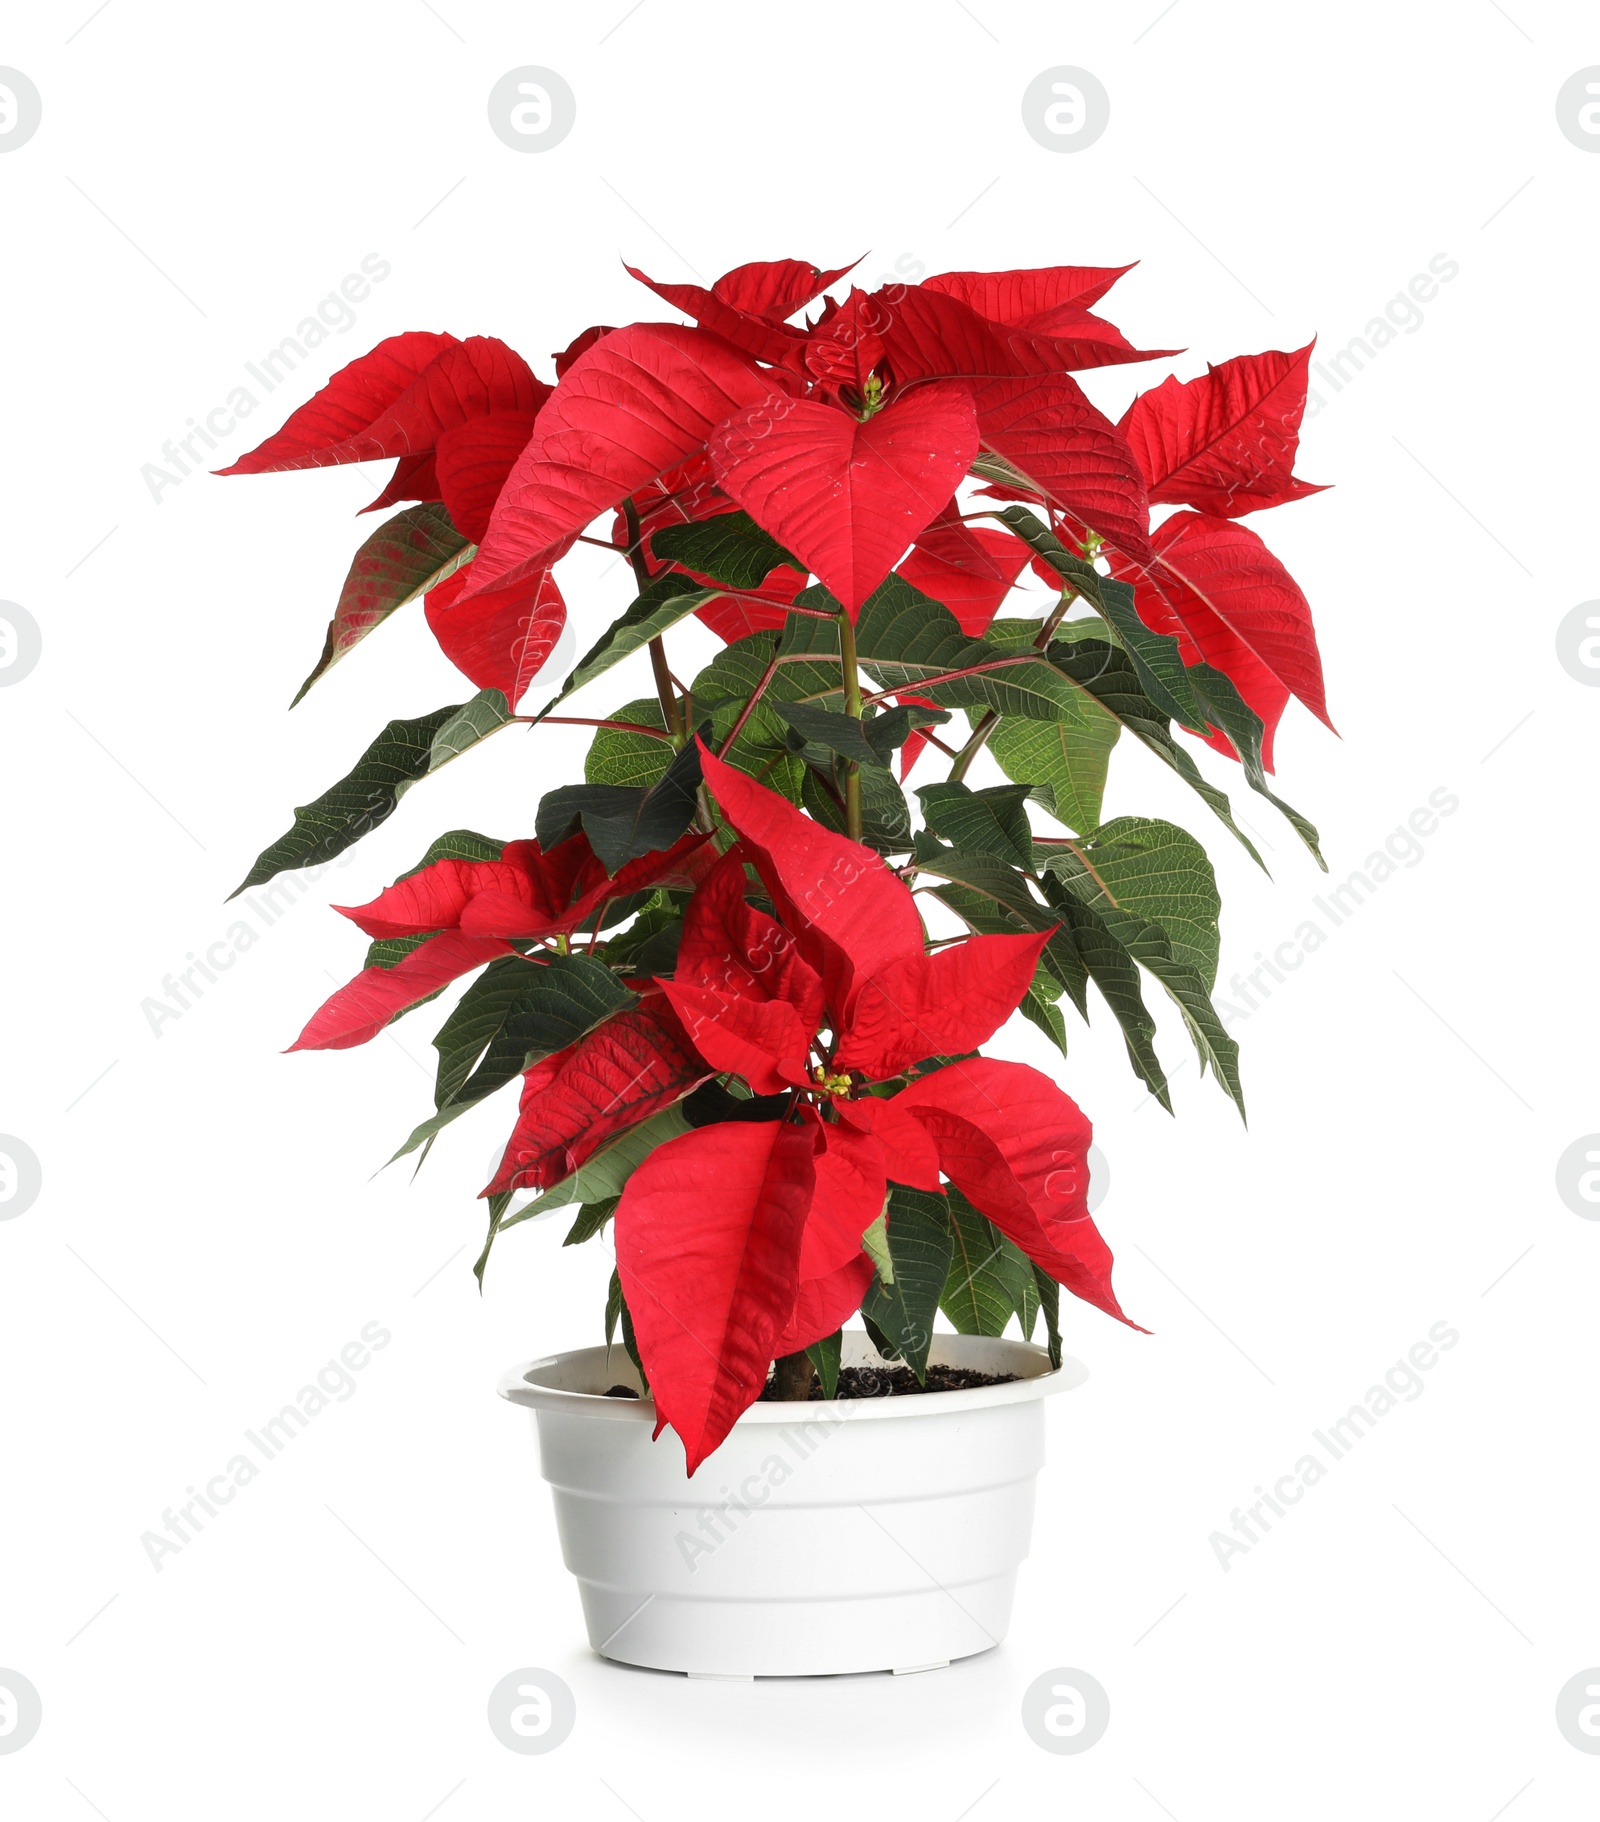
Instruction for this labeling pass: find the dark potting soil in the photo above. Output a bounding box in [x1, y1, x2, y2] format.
[759, 1364, 1021, 1401]
[601, 1366, 1021, 1402]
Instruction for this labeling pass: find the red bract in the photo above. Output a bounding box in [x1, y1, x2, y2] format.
[466, 323, 774, 597]
[612, 750, 1129, 1472]
[218, 335, 551, 535]
[290, 830, 710, 1052]
[1118, 344, 1327, 519]
[1110, 508, 1333, 762]
[921, 263, 1137, 320]
[423, 560, 566, 708]
[896, 508, 1032, 637]
[972, 375, 1153, 566]
[708, 383, 981, 614]
[485, 993, 708, 1196]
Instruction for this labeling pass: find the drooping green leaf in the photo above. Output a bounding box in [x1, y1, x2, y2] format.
[532, 572, 717, 719]
[1037, 874, 1171, 1109]
[989, 709, 1120, 836]
[585, 699, 674, 791]
[917, 781, 1035, 870]
[805, 1328, 842, 1399]
[1096, 577, 1210, 734]
[860, 1186, 954, 1381]
[651, 510, 798, 589]
[982, 503, 1105, 608]
[1042, 869, 1242, 1116]
[939, 1186, 1032, 1337]
[293, 502, 474, 706]
[1049, 638, 1265, 869]
[232, 703, 464, 895]
[393, 954, 639, 1160]
[910, 835, 1087, 1015]
[429, 689, 515, 768]
[1033, 1264, 1063, 1369]
[1186, 663, 1326, 868]
[1039, 816, 1221, 985]
[536, 735, 703, 873]
[1018, 973, 1069, 1055]
[473, 1190, 513, 1290]
[563, 1195, 619, 1247]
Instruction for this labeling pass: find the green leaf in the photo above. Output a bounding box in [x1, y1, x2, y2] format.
[232, 703, 464, 895]
[1018, 973, 1069, 1055]
[862, 701, 951, 764]
[835, 576, 1090, 723]
[910, 835, 1088, 1015]
[939, 1187, 1031, 1337]
[861, 1210, 894, 1282]
[982, 503, 1105, 608]
[805, 1329, 842, 1399]
[1042, 864, 1242, 1116]
[618, 1279, 647, 1388]
[362, 931, 433, 971]
[1096, 577, 1209, 733]
[393, 954, 639, 1161]
[1039, 816, 1221, 986]
[801, 759, 911, 855]
[398, 828, 507, 875]
[293, 503, 473, 706]
[917, 781, 1035, 870]
[1186, 663, 1326, 868]
[651, 510, 798, 589]
[536, 736, 703, 874]
[473, 1190, 513, 1290]
[532, 572, 717, 719]
[1037, 873, 1171, 1109]
[1033, 1264, 1063, 1369]
[1049, 639, 1265, 869]
[563, 1196, 619, 1246]
[586, 699, 673, 791]
[989, 709, 1119, 836]
[773, 701, 883, 769]
[429, 689, 514, 768]
[860, 1186, 954, 1381]
[690, 633, 809, 801]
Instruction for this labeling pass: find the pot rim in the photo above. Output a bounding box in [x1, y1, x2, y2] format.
[498, 1330, 1088, 1424]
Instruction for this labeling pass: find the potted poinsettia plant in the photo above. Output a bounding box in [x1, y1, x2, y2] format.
[219, 255, 1331, 1677]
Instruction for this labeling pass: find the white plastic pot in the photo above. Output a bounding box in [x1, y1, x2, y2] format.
[498, 1330, 1086, 1678]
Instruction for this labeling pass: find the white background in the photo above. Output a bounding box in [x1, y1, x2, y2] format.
[2, 2, 1597, 1816]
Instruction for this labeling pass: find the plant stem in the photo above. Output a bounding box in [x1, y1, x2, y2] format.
[769, 1351, 815, 1401]
[837, 609, 863, 842]
[947, 710, 998, 782]
[621, 497, 686, 747]
[718, 642, 784, 757]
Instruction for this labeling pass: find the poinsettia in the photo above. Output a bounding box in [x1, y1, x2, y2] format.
[613, 746, 1133, 1471]
[222, 250, 1340, 1480]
